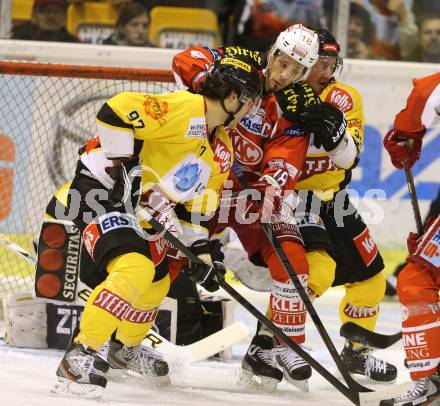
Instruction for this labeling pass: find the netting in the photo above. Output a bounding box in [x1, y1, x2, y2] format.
[0, 61, 176, 311]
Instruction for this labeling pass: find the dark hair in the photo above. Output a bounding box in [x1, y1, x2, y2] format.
[417, 13, 440, 27]
[116, 2, 149, 28]
[350, 2, 374, 44]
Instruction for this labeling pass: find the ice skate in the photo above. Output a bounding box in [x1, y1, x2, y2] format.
[52, 342, 108, 399]
[380, 375, 440, 405]
[340, 340, 397, 382]
[240, 335, 283, 392]
[276, 345, 312, 392]
[107, 339, 170, 386]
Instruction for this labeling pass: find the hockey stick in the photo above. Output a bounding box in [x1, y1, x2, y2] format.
[138, 208, 371, 405]
[0, 233, 37, 265]
[231, 163, 368, 394]
[404, 167, 423, 234]
[143, 321, 249, 364]
[0, 229, 248, 363]
[340, 322, 402, 349]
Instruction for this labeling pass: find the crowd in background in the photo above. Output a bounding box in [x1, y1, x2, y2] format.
[9, 0, 440, 63]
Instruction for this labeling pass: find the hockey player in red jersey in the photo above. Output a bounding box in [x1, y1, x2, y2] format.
[226, 28, 398, 390]
[172, 24, 321, 391]
[381, 72, 440, 406]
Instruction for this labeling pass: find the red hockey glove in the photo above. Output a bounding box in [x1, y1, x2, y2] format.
[406, 216, 438, 254]
[383, 128, 424, 169]
[241, 176, 283, 224]
[406, 232, 420, 255]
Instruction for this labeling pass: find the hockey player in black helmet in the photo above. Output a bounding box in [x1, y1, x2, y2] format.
[45, 50, 263, 398]
[200, 55, 263, 127]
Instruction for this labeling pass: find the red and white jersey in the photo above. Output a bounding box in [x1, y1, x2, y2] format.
[172, 46, 313, 195]
[394, 72, 440, 135]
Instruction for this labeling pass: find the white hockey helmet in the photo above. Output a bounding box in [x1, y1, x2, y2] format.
[272, 24, 320, 82]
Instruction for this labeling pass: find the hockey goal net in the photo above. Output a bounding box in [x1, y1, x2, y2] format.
[0, 61, 176, 315]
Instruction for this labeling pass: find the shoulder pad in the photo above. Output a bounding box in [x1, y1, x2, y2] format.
[275, 82, 319, 122]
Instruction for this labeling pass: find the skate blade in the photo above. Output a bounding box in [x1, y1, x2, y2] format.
[335, 369, 397, 386]
[107, 367, 171, 386]
[284, 375, 309, 392]
[349, 371, 397, 385]
[359, 381, 412, 406]
[238, 369, 279, 393]
[50, 377, 104, 399]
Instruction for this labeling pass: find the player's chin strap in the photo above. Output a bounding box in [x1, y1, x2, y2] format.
[220, 92, 245, 127]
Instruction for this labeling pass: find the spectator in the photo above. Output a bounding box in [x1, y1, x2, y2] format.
[103, 2, 154, 47]
[347, 2, 376, 59]
[366, 0, 418, 60]
[408, 14, 440, 63]
[232, 0, 326, 52]
[12, 0, 80, 42]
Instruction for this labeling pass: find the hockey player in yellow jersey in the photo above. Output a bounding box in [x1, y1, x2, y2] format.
[236, 29, 397, 388]
[49, 55, 263, 398]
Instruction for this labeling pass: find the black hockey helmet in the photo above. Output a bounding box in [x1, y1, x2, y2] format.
[315, 28, 343, 79]
[200, 55, 263, 126]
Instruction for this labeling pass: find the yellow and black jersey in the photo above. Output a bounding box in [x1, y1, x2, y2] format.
[80, 90, 233, 229]
[295, 81, 364, 201]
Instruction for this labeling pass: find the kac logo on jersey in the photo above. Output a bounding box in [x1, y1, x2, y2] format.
[174, 163, 202, 191]
[232, 133, 263, 165]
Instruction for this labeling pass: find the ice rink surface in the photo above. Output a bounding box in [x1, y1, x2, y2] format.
[0, 286, 408, 406]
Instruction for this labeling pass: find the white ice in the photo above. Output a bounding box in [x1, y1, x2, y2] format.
[0, 286, 408, 406]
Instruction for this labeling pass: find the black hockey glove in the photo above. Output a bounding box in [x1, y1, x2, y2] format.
[106, 156, 142, 211]
[299, 102, 347, 151]
[275, 82, 320, 124]
[183, 239, 226, 292]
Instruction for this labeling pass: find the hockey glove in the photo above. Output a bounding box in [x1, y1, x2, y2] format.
[383, 128, 424, 169]
[183, 239, 226, 292]
[406, 231, 420, 255]
[275, 82, 319, 124]
[250, 175, 283, 218]
[106, 157, 142, 211]
[299, 102, 347, 151]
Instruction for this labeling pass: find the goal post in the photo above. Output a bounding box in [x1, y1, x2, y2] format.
[0, 61, 176, 312]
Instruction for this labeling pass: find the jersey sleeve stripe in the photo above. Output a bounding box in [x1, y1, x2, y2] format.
[97, 103, 133, 130]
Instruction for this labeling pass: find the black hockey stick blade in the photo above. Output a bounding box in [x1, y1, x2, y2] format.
[340, 322, 402, 349]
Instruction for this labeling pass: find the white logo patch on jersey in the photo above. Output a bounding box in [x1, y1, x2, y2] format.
[160, 153, 211, 201]
[185, 117, 206, 139]
[98, 212, 144, 235]
[190, 50, 209, 59]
